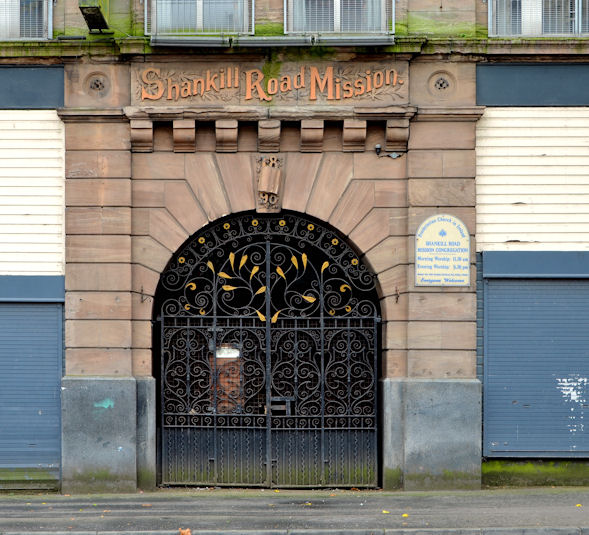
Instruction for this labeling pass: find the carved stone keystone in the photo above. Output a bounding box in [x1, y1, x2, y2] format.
[256, 156, 283, 213]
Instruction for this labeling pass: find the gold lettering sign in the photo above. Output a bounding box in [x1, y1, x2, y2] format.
[132, 62, 408, 106]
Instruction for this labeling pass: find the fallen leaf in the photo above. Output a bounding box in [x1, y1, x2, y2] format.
[142, 504, 153, 507]
[329, 494, 336, 497]
[274, 489, 280, 493]
[350, 487, 359, 491]
[304, 502, 312, 506]
[103, 510, 111, 513]
[382, 510, 390, 514]
[179, 529, 192, 535]
[576, 504, 583, 507]
[402, 513, 409, 518]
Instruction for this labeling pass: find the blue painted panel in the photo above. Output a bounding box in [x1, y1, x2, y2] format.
[0, 67, 64, 109]
[0, 276, 64, 302]
[0, 304, 62, 474]
[483, 251, 589, 278]
[484, 279, 589, 457]
[477, 64, 589, 106]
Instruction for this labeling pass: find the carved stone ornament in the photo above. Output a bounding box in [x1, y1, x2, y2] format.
[256, 156, 283, 213]
[130, 119, 153, 153]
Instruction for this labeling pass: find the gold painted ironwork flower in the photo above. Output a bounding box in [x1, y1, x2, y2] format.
[251, 219, 259, 227]
[279, 220, 286, 227]
[331, 238, 339, 246]
[351, 258, 359, 266]
[223, 223, 230, 230]
[307, 223, 315, 231]
[178, 257, 185, 264]
[198, 237, 205, 244]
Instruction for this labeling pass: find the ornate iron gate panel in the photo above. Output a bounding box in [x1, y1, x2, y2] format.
[156, 213, 380, 487]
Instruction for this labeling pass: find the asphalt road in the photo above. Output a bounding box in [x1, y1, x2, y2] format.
[0, 488, 589, 533]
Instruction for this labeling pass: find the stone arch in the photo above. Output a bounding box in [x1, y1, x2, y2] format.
[130, 127, 407, 379]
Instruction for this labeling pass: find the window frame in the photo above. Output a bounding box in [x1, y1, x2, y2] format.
[489, 0, 588, 36]
[0, 0, 52, 41]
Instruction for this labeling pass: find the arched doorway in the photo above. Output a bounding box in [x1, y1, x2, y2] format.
[153, 211, 381, 487]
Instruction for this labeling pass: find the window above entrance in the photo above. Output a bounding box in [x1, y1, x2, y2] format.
[490, 0, 589, 36]
[0, 0, 51, 40]
[285, 0, 393, 35]
[146, 0, 253, 37]
[146, 0, 394, 45]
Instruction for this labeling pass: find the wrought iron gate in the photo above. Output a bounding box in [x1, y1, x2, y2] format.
[156, 213, 380, 487]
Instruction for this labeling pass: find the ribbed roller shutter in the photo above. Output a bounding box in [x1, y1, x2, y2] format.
[0, 303, 62, 480]
[484, 279, 589, 457]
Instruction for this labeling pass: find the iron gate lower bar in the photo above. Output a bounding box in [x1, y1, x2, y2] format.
[160, 315, 378, 487]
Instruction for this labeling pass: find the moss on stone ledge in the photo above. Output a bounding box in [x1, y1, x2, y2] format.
[483, 460, 589, 487]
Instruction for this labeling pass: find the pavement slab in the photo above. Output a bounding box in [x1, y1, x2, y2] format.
[0, 488, 588, 535]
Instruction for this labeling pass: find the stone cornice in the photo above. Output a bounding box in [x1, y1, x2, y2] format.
[57, 108, 127, 123]
[412, 107, 486, 122]
[124, 105, 417, 122]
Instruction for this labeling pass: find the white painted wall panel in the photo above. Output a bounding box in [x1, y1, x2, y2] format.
[476, 108, 589, 252]
[0, 111, 64, 275]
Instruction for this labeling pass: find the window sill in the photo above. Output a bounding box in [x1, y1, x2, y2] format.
[150, 33, 394, 47]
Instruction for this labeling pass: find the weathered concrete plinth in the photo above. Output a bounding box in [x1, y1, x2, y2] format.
[136, 376, 157, 490]
[382, 378, 482, 490]
[61, 377, 138, 493]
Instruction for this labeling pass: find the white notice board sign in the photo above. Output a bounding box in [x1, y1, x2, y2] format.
[415, 214, 470, 287]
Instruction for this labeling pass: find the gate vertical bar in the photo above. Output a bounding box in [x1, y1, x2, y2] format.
[212, 277, 218, 483]
[159, 314, 166, 482]
[374, 314, 379, 486]
[320, 264, 325, 485]
[265, 238, 272, 486]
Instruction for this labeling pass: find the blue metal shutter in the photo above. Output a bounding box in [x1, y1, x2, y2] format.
[0, 303, 62, 479]
[484, 279, 589, 457]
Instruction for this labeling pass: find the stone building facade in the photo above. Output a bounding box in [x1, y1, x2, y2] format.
[1, 0, 587, 492]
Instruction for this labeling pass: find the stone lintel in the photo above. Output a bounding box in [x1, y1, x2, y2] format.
[258, 120, 281, 153]
[300, 119, 324, 153]
[215, 119, 238, 153]
[173, 119, 196, 152]
[342, 119, 367, 152]
[130, 119, 153, 153]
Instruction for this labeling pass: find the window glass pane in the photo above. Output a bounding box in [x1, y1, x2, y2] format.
[304, 0, 334, 31]
[342, 0, 382, 32]
[203, 0, 245, 32]
[156, 0, 197, 32]
[21, 0, 44, 38]
[155, 0, 248, 33]
[543, 0, 575, 33]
